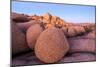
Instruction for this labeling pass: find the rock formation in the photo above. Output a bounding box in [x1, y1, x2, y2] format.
[11, 12, 96, 66]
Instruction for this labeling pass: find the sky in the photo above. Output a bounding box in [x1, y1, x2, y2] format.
[12, 1, 96, 23]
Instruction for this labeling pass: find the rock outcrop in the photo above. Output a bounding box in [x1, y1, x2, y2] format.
[11, 21, 31, 55]
[11, 12, 30, 22]
[11, 12, 96, 66]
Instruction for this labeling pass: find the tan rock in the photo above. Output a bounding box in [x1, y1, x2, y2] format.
[26, 24, 43, 50]
[43, 13, 52, 20]
[73, 26, 85, 35]
[45, 23, 55, 29]
[42, 13, 52, 24]
[35, 27, 69, 63]
[67, 26, 76, 37]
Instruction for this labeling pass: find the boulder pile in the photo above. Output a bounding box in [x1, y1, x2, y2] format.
[11, 12, 96, 66]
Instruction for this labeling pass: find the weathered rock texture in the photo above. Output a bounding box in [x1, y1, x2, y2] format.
[59, 53, 95, 63]
[35, 27, 69, 63]
[12, 52, 95, 66]
[11, 12, 96, 66]
[68, 38, 96, 53]
[26, 24, 43, 50]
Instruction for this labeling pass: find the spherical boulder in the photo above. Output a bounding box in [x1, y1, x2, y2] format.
[35, 27, 69, 63]
[26, 24, 43, 50]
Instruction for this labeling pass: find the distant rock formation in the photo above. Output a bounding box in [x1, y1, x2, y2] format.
[11, 12, 95, 37]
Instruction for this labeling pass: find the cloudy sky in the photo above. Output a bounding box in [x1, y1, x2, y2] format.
[12, 1, 96, 23]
